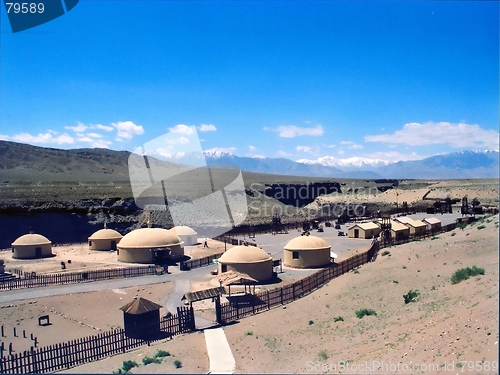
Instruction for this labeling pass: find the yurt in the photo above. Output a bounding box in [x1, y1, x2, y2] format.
[11, 233, 53, 259]
[217, 244, 273, 282]
[117, 228, 183, 264]
[172, 226, 198, 246]
[88, 227, 122, 251]
[283, 235, 331, 268]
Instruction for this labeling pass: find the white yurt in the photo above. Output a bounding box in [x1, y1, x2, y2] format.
[172, 226, 198, 246]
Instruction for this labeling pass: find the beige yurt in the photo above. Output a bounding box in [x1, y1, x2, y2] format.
[11, 233, 53, 259]
[283, 235, 331, 268]
[217, 244, 273, 282]
[117, 228, 183, 264]
[172, 226, 198, 246]
[88, 227, 122, 251]
[348, 222, 381, 239]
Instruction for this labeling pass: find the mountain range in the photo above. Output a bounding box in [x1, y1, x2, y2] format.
[0, 140, 498, 180]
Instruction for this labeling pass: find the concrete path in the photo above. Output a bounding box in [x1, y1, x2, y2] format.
[204, 327, 235, 374]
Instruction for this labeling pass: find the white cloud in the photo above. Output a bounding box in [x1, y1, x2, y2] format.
[198, 124, 217, 132]
[296, 145, 313, 153]
[95, 124, 114, 132]
[0, 134, 9, 141]
[65, 122, 87, 133]
[12, 132, 74, 145]
[340, 141, 363, 149]
[91, 140, 111, 148]
[277, 125, 324, 138]
[365, 121, 499, 149]
[112, 121, 144, 141]
[252, 155, 266, 159]
[87, 132, 102, 138]
[77, 137, 94, 143]
[249, 145, 256, 152]
[169, 124, 195, 135]
[323, 144, 336, 148]
[338, 149, 345, 155]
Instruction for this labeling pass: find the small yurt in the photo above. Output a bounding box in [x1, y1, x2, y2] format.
[88, 226, 122, 251]
[283, 235, 331, 268]
[404, 220, 427, 236]
[217, 244, 273, 282]
[11, 233, 53, 259]
[172, 226, 198, 246]
[348, 222, 381, 239]
[117, 228, 183, 264]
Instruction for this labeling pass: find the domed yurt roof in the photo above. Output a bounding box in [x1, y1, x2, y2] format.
[88, 228, 123, 240]
[284, 235, 331, 251]
[218, 245, 272, 264]
[12, 233, 51, 247]
[118, 228, 182, 249]
[172, 226, 197, 236]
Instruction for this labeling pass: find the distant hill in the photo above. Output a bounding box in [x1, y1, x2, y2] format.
[0, 140, 498, 181]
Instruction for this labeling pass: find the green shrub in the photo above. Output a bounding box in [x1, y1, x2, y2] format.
[333, 316, 344, 322]
[381, 251, 390, 256]
[431, 236, 439, 240]
[457, 222, 467, 230]
[308, 320, 314, 325]
[393, 280, 398, 284]
[451, 266, 485, 284]
[403, 290, 420, 304]
[246, 331, 253, 336]
[154, 350, 170, 358]
[121, 360, 138, 372]
[411, 238, 421, 242]
[173, 360, 182, 368]
[142, 356, 161, 365]
[353, 269, 360, 274]
[477, 225, 486, 230]
[318, 350, 328, 361]
[451, 232, 456, 237]
[355, 308, 377, 319]
[402, 266, 407, 269]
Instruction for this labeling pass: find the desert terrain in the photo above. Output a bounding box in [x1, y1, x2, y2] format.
[45, 213, 499, 374]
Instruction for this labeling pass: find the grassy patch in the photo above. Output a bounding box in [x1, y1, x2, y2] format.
[451, 266, 485, 284]
[333, 316, 344, 322]
[353, 269, 360, 274]
[456, 222, 467, 230]
[173, 360, 182, 369]
[355, 308, 377, 319]
[154, 350, 170, 358]
[411, 238, 421, 242]
[451, 232, 456, 236]
[403, 290, 420, 304]
[477, 225, 486, 230]
[431, 236, 439, 240]
[381, 250, 391, 256]
[318, 350, 329, 361]
[142, 356, 161, 365]
[393, 280, 398, 284]
[246, 331, 253, 336]
[121, 360, 138, 373]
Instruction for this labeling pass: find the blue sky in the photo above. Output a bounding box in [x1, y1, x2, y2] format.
[1, 1, 498, 163]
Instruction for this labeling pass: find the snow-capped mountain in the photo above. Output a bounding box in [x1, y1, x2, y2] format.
[297, 156, 393, 171]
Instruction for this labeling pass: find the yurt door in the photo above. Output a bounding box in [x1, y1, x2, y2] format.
[111, 241, 116, 250]
[354, 229, 359, 238]
[35, 247, 41, 257]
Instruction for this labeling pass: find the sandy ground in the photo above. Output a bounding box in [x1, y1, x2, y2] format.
[314, 179, 499, 207]
[58, 214, 498, 374]
[0, 238, 229, 274]
[0, 282, 172, 354]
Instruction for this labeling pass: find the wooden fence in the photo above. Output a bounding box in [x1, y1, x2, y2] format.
[218, 246, 375, 324]
[0, 307, 195, 374]
[182, 253, 223, 270]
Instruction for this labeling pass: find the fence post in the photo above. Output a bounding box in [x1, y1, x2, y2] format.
[267, 291, 270, 310]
